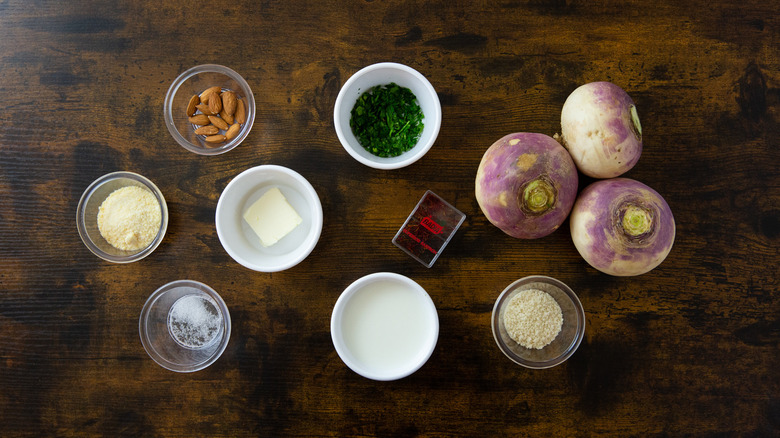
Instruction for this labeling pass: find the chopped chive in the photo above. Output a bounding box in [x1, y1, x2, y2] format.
[349, 83, 424, 158]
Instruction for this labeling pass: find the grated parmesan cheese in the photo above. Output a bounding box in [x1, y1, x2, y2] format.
[503, 288, 563, 349]
[97, 185, 161, 251]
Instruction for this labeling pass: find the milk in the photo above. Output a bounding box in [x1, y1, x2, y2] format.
[340, 280, 435, 376]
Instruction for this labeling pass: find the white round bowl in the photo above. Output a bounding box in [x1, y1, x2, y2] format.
[331, 272, 439, 381]
[215, 165, 323, 272]
[334, 62, 442, 170]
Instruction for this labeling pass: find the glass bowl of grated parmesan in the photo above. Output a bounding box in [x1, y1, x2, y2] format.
[77, 171, 168, 263]
[491, 275, 585, 369]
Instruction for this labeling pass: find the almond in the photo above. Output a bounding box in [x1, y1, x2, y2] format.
[195, 125, 220, 135]
[188, 114, 210, 125]
[196, 103, 214, 115]
[221, 91, 237, 116]
[208, 91, 222, 115]
[186, 94, 199, 117]
[204, 134, 226, 143]
[225, 123, 241, 140]
[219, 109, 234, 125]
[208, 115, 229, 130]
[200, 86, 221, 104]
[235, 99, 246, 124]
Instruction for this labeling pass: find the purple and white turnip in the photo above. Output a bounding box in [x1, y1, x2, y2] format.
[569, 178, 675, 276]
[475, 133, 579, 239]
[473, 82, 673, 276]
[560, 81, 643, 178]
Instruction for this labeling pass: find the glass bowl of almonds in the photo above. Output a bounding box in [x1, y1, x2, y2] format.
[164, 64, 255, 155]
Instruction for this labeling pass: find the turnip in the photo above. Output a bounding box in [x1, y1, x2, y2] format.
[570, 178, 675, 276]
[475, 133, 579, 239]
[559, 82, 642, 178]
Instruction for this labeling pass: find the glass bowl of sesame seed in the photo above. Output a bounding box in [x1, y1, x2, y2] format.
[491, 275, 585, 369]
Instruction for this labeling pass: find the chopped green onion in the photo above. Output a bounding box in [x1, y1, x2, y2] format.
[349, 83, 424, 158]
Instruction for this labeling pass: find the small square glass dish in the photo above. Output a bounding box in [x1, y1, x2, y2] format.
[76, 171, 168, 263]
[492, 275, 585, 369]
[392, 190, 465, 268]
[164, 64, 255, 155]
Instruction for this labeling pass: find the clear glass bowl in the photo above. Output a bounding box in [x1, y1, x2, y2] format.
[139, 280, 231, 373]
[492, 275, 585, 369]
[76, 171, 168, 263]
[164, 64, 255, 155]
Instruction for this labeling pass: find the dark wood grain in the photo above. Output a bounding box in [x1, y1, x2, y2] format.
[1, 0, 778, 436]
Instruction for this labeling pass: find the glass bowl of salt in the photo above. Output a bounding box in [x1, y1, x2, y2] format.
[139, 280, 231, 372]
[491, 275, 585, 369]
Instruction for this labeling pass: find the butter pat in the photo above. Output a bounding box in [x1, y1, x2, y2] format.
[243, 187, 303, 247]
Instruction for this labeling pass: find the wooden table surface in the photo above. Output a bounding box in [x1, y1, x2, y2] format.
[1, 1, 778, 436]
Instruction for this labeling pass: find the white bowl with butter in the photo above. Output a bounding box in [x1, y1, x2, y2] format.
[215, 165, 323, 272]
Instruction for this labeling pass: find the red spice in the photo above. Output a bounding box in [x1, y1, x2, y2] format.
[393, 191, 466, 267]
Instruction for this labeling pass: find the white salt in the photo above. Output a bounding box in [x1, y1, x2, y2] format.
[168, 294, 222, 349]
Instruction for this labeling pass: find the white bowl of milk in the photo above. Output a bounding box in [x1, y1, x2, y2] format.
[330, 272, 439, 381]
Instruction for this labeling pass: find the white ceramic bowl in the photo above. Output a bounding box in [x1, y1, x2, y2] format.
[333, 62, 442, 170]
[215, 165, 323, 272]
[331, 272, 439, 381]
